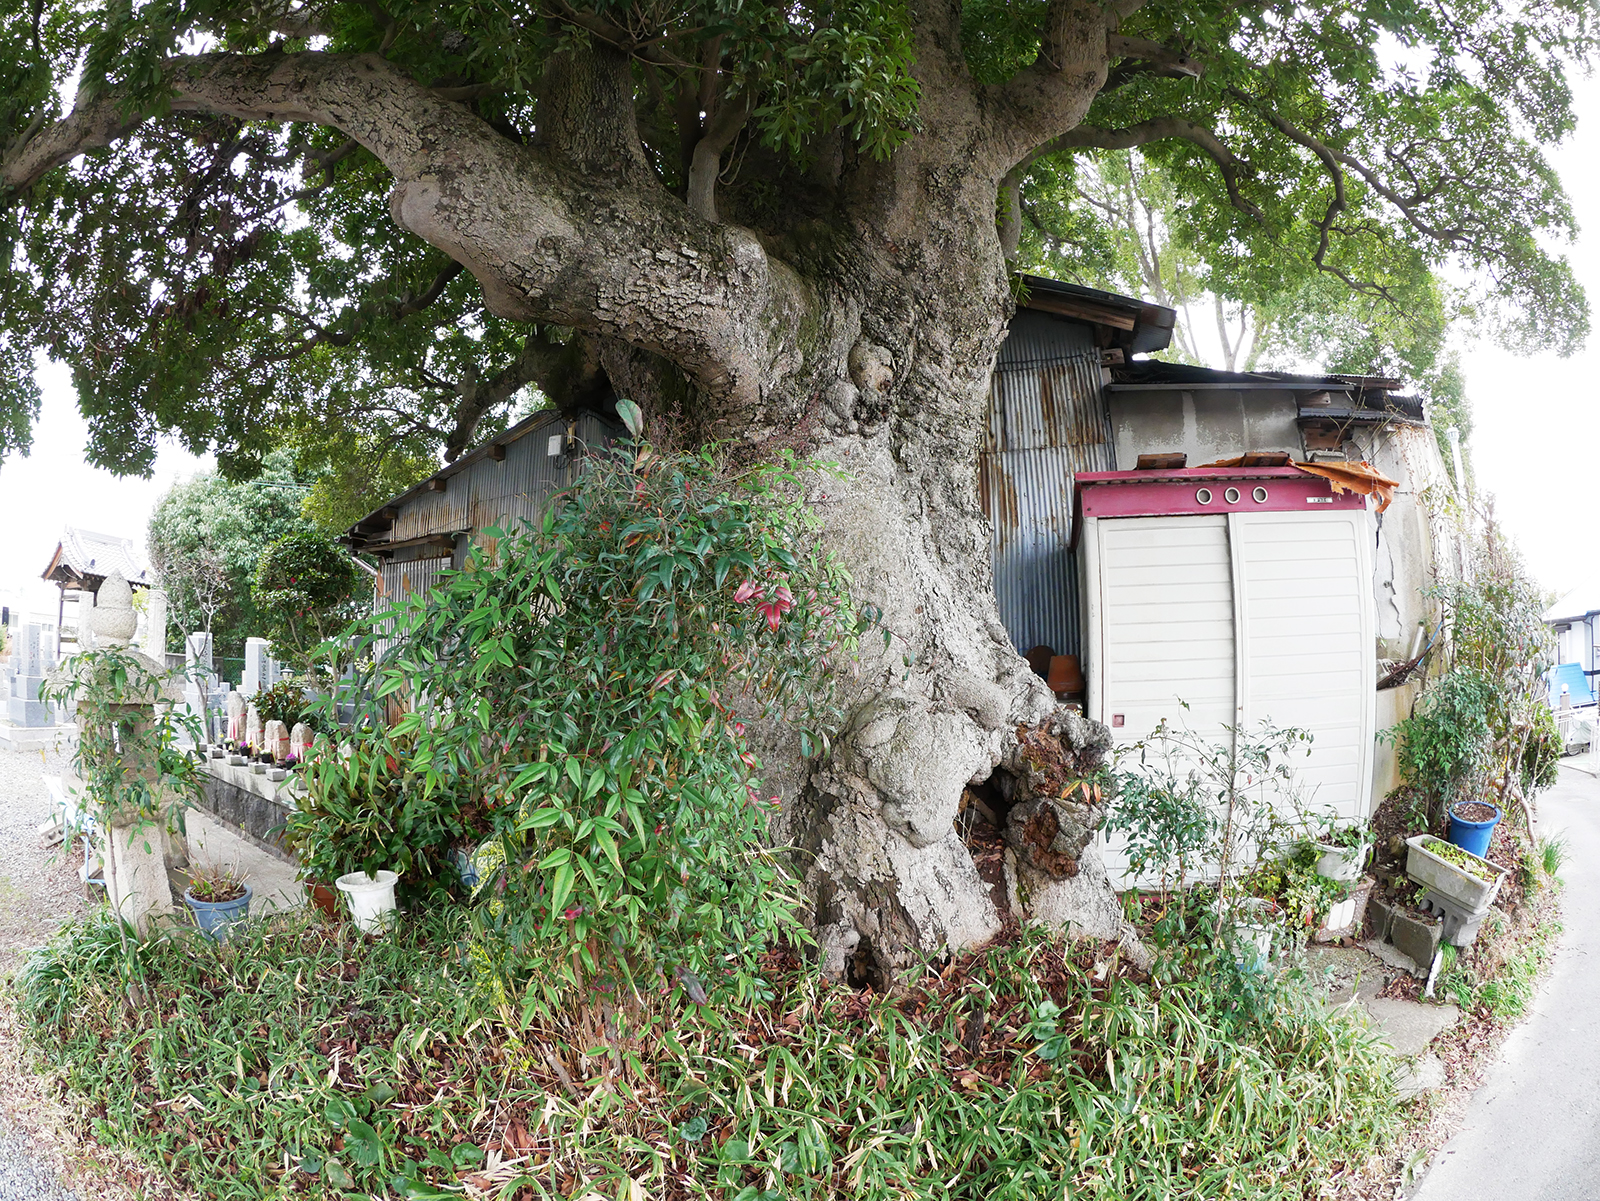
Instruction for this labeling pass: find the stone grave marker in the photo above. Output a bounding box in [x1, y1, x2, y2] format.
[242, 637, 280, 697]
[6, 623, 54, 727]
[226, 690, 247, 745]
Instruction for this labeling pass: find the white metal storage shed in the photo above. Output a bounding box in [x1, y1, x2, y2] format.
[1073, 467, 1377, 885]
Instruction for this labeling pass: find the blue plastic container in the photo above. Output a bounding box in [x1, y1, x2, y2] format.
[184, 884, 253, 941]
[1447, 803, 1501, 860]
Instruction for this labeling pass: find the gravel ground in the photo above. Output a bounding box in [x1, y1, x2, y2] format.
[0, 743, 86, 975]
[0, 743, 142, 1201]
[0, 1121, 80, 1201]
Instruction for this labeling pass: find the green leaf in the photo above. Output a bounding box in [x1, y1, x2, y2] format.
[550, 863, 576, 913]
[520, 807, 566, 830]
[344, 1119, 385, 1168]
[615, 398, 644, 439]
[323, 1158, 353, 1188]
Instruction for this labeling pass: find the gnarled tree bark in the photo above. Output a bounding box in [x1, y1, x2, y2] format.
[4, 0, 1177, 982]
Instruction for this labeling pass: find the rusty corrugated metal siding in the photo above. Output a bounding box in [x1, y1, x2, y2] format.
[981, 311, 1113, 659]
[388, 411, 619, 547]
[380, 556, 452, 607]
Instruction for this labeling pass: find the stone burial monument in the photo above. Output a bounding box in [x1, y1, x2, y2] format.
[181, 631, 231, 743]
[7, 623, 55, 728]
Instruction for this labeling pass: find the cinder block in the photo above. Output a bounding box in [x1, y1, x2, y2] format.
[1389, 909, 1442, 970]
[1367, 895, 1396, 942]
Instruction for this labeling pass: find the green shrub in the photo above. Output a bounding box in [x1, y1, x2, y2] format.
[299, 407, 873, 1012]
[1540, 831, 1570, 883]
[252, 677, 328, 735]
[290, 727, 470, 897]
[251, 530, 369, 675]
[1386, 667, 1496, 826]
[1105, 713, 1312, 911]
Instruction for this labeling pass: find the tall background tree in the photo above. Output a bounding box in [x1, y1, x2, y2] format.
[3, 0, 1592, 972]
[147, 452, 311, 673]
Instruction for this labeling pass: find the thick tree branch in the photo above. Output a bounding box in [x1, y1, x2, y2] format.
[988, 5, 1196, 167]
[1021, 117, 1263, 222]
[7, 51, 809, 415]
[986, 0, 1111, 163]
[1243, 101, 1407, 306]
[1105, 35, 1201, 79]
[687, 91, 752, 223]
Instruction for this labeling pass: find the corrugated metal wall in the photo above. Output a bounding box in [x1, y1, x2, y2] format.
[388, 411, 619, 547]
[980, 310, 1114, 659]
[380, 556, 452, 607]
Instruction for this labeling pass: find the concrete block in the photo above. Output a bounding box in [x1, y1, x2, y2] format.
[1364, 998, 1460, 1058]
[1418, 887, 1494, 948]
[1367, 894, 1397, 942]
[1361, 937, 1424, 977]
[1390, 909, 1443, 970]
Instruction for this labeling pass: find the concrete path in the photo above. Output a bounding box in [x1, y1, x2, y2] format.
[1412, 763, 1600, 1200]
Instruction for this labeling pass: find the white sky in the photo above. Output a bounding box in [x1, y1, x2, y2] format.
[3, 74, 1600, 619]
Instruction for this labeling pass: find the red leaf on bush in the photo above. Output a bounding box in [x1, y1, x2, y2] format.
[732, 579, 758, 604]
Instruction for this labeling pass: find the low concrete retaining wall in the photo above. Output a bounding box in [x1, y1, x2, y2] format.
[194, 760, 300, 865]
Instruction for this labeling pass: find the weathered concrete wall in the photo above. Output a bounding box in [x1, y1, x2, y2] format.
[196, 761, 298, 863]
[1366, 422, 1459, 660]
[1373, 678, 1423, 801]
[1107, 388, 1304, 467]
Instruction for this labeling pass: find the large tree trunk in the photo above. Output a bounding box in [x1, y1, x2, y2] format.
[5, 1, 1142, 978]
[757, 244, 1132, 986]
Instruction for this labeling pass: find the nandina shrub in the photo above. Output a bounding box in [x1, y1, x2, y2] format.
[309, 403, 874, 1012]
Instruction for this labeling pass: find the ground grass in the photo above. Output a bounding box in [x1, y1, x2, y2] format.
[13, 909, 1401, 1201]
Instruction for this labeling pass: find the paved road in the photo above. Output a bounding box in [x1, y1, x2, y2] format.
[1412, 762, 1600, 1200]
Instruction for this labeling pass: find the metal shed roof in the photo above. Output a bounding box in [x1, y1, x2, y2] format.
[1106, 361, 1357, 391]
[1015, 275, 1176, 356]
[345, 407, 622, 555]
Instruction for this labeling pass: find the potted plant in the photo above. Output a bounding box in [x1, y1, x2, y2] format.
[1231, 896, 1278, 968]
[335, 870, 400, 934]
[305, 880, 341, 920]
[183, 865, 252, 940]
[1309, 818, 1370, 882]
[1447, 800, 1501, 859]
[1405, 834, 1508, 913]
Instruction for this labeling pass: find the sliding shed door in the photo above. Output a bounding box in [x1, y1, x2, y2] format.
[1089, 508, 1374, 887]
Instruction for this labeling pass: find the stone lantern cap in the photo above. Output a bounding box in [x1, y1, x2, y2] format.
[48, 571, 181, 705]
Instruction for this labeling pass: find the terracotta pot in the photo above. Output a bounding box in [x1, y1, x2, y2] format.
[306, 882, 341, 920]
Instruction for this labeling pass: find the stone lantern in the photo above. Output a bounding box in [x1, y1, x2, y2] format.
[50, 571, 186, 935]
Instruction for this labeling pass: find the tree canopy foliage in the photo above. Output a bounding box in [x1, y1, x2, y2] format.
[146, 452, 314, 666]
[250, 528, 369, 673]
[0, 0, 1592, 473]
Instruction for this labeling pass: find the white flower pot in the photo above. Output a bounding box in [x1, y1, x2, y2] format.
[335, 870, 400, 934]
[1314, 841, 1369, 882]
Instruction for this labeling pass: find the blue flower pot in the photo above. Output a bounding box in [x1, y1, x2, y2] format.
[184, 884, 253, 941]
[1447, 803, 1501, 860]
